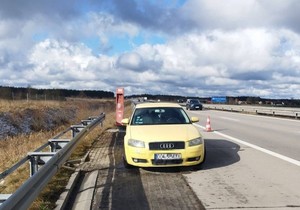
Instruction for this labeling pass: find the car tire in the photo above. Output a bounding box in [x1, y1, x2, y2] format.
[123, 155, 134, 169]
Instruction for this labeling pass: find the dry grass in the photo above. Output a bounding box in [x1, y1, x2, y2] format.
[30, 103, 132, 210]
[0, 98, 115, 172]
[0, 98, 115, 113]
[0, 99, 66, 113]
[0, 98, 132, 210]
[0, 129, 65, 173]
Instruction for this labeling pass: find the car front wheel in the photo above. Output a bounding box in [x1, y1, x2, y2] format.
[123, 155, 134, 169]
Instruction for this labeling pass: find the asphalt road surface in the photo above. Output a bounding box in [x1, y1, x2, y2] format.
[68, 109, 300, 210]
[68, 130, 205, 210]
[185, 109, 300, 209]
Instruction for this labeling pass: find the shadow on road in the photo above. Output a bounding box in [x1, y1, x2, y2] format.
[141, 138, 240, 174]
[110, 131, 151, 210]
[201, 139, 240, 170]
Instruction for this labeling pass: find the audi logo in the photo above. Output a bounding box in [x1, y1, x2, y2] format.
[159, 143, 175, 149]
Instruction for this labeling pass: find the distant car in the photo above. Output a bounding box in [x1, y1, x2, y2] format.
[121, 102, 205, 168]
[186, 99, 203, 110]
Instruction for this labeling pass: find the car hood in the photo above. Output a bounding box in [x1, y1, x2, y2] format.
[127, 124, 201, 142]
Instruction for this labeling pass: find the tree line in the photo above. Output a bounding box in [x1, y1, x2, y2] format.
[0, 86, 114, 100]
[128, 94, 300, 107]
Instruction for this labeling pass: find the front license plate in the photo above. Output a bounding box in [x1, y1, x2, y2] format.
[155, 153, 181, 160]
[195, 106, 199, 108]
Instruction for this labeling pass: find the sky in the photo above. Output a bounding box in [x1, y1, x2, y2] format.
[1, 0, 300, 99]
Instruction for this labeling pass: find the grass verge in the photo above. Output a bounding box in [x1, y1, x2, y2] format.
[0, 99, 132, 209]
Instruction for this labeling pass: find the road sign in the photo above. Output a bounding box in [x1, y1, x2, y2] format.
[211, 97, 227, 103]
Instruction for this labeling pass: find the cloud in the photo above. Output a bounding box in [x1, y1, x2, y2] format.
[92, 0, 191, 34]
[115, 28, 300, 97]
[0, 0, 80, 20]
[1, 0, 300, 98]
[19, 28, 300, 98]
[181, 0, 300, 33]
[25, 39, 114, 90]
[116, 52, 144, 71]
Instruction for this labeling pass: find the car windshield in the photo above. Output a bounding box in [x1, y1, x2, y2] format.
[131, 107, 191, 125]
[190, 99, 200, 103]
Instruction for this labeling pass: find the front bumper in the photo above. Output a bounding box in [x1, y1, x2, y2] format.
[124, 144, 205, 167]
[190, 105, 202, 110]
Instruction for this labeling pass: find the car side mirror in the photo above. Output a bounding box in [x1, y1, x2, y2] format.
[190, 117, 199, 123]
[121, 118, 130, 125]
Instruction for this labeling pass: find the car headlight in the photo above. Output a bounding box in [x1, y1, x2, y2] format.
[188, 137, 203, 146]
[128, 139, 145, 148]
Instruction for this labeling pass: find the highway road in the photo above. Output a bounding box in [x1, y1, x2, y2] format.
[62, 106, 300, 210]
[185, 109, 300, 209]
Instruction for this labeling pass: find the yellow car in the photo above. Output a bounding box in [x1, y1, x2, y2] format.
[121, 102, 205, 168]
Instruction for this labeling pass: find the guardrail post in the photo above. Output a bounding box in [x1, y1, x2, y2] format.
[89, 116, 102, 126]
[273, 111, 275, 116]
[0, 194, 11, 205]
[71, 125, 85, 138]
[28, 152, 56, 176]
[296, 113, 298, 119]
[48, 139, 71, 152]
[29, 155, 39, 176]
[81, 119, 93, 126]
[88, 116, 98, 121]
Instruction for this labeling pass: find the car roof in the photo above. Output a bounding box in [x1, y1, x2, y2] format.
[135, 102, 182, 108]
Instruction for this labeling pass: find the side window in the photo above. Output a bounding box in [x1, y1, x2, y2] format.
[132, 109, 143, 125]
[133, 115, 143, 125]
[131, 108, 153, 125]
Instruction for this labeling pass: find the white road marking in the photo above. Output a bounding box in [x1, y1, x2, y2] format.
[194, 124, 300, 167]
[219, 117, 240, 122]
[206, 109, 300, 123]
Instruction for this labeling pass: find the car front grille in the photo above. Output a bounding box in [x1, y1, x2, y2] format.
[149, 141, 185, 150]
[151, 159, 183, 165]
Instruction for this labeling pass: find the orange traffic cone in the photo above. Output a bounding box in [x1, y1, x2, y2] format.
[206, 116, 212, 132]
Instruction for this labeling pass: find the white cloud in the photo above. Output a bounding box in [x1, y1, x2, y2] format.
[116, 52, 144, 71]
[181, 0, 300, 32]
[119, 28, 300, 97]
[26, 39, 113, 90]
[1, 0, 300, 98]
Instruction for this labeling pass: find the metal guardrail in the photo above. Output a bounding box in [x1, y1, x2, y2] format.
[203, 104, 300, 119]
[0, 113, 105, 210]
